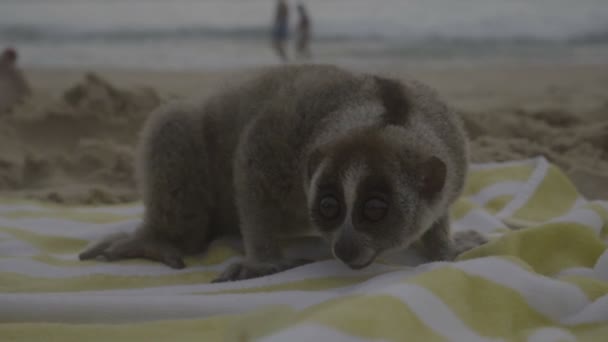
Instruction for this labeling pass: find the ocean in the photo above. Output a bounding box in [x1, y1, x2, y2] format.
[1, 0, 608, 70]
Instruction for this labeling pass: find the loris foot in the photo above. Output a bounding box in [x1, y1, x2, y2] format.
[212, 258, 312, 282]
[78, 232, 185, 269]
[449, 230, 488, 259]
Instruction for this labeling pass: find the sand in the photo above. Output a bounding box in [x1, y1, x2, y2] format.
[1, 63, 608, 204]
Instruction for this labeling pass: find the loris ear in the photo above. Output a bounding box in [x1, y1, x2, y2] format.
[419, 156, 446, 199]
[306, 148, 325, 183]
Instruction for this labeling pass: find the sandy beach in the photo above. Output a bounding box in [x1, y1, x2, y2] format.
[1, 63, 608, 204]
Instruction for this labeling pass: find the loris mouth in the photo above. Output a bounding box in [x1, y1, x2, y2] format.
[344, 251, 379, 270]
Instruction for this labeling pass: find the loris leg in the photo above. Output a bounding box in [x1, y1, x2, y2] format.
[212, 201, 312, 282]
[79, 107, 214, 269]
[212, 145, 314, 282]
[419, 215, 487, 261]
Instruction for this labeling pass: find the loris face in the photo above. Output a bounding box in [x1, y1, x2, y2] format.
[306, 132, 446, 269]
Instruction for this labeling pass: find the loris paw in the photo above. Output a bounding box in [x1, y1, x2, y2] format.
[78, 232, 185, 269]
[449, 230, 488, 259]
[211, 258, 312, 283]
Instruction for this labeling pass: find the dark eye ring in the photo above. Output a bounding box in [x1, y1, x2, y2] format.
[319, 196, 340, 220]
[363, 198, 388, 222]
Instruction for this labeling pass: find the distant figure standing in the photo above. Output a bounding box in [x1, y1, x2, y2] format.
[295, 2, 312, 60]
[272, 0, 289, 62]
[0, 47, 31, 113]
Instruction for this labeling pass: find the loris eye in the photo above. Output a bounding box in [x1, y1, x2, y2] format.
[363, 198, 388, 222]
[319, 196, 340, 219]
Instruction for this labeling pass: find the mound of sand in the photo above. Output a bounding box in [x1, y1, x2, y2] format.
[0, 72, 160, 204]
[462, 104, 608, 199]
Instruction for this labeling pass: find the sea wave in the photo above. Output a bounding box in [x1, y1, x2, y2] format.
[2, 23, 608, 45]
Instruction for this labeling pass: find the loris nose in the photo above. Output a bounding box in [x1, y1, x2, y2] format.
[333, 235, 359, 265]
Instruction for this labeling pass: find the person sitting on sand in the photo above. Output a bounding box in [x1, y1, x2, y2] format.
[295, 2, 312, 60]
[272, 0, 289, 62]
[0, 47, 31, 113]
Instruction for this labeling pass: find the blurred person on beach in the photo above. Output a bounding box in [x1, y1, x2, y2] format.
[272, 0, 289, 62]
[0, 47, 31, 114]
[295, 2, 312, 60]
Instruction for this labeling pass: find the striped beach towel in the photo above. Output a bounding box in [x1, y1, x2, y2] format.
[1, 157, 607, 341]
